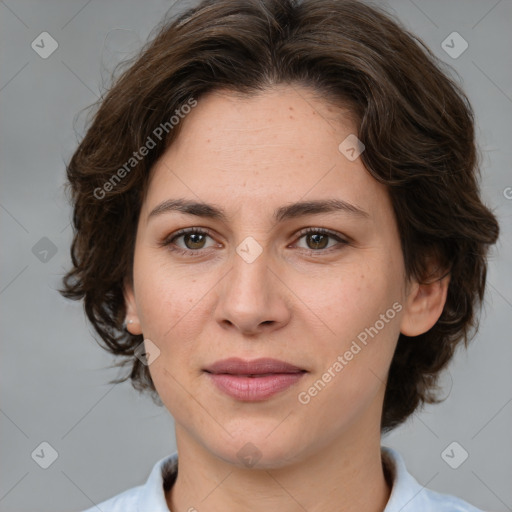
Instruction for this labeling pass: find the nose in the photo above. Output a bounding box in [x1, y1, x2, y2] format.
[214, 244, 291, 336]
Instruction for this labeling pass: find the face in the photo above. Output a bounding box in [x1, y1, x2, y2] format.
[124, 85, 440, 468]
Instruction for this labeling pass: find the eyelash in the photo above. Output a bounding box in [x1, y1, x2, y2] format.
[160, 227, 349, 257]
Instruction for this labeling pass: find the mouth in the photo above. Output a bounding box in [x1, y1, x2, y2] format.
[203, 358, 307, 401]
[203, 357, 306, 375]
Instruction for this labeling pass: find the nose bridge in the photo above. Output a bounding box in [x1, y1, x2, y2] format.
[215, 236, 287, 333]
[228, 237, 272, 305]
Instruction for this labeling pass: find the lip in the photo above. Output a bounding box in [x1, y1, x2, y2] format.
[204, 357, 305, 375]
[203, 358, 307, 401]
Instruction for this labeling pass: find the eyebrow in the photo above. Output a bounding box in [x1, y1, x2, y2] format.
[148, 198, 369, 223]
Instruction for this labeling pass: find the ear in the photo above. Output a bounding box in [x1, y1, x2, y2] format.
[399, 266, 450, 337]
[123, 278, 143, 335]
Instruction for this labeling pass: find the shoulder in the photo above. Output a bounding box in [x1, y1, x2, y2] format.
[381, 446, 484, 512]
[80, 452, 178, 512]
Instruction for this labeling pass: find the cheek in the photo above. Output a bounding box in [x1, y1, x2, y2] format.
[135, 269, 204, 412]
[134, 252, 202, 334]
[298, 255, 403, 400]
[306, 262, 399, 340]
[295, 289, 401, 439]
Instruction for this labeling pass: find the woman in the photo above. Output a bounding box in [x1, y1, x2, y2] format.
[60, 0, 499, 510]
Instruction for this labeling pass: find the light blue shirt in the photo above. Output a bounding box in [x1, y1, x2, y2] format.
[82, 446, 483, 511]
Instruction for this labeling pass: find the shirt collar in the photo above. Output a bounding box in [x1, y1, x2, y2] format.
[381, 445, 432, 511]
[136, 451, 178, 511]
[138, 446, 430, 511]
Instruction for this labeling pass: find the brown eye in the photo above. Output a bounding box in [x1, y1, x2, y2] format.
[305, 232, 330, 250]
[294, 228, 348, 253]
[181, 232, 208, 250]
[162, 228, 218, 256]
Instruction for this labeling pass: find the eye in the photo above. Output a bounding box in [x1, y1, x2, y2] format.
[293, 228, 348, 253]
[160, 228, 218, 256]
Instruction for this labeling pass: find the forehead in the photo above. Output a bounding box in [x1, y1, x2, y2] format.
[165, 85, 354, 167]
[142, 85, 389, 223]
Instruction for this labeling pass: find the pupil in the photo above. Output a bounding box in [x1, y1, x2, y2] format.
[309, 233, 327, 249]
[186, 233, 204, 249]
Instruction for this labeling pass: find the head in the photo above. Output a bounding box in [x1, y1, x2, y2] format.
[61, 0, 499, 464]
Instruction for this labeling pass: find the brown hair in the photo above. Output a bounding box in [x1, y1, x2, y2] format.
[60, 0, 499, 432]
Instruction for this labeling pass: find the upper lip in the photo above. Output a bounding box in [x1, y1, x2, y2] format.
[204, 357, 306, 375]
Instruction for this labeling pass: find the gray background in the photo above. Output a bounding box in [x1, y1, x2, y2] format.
[1, 0, 511, 511]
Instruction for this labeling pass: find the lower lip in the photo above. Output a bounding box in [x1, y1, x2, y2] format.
[206, 372, 305, 401]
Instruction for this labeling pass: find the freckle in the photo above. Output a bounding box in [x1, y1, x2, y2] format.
[289, 115, 294, 119]
[289, 106, 294, 111]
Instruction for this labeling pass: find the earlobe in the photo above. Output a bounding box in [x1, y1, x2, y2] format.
[123, 278, 143, 335]
[399, 272, 450, 337]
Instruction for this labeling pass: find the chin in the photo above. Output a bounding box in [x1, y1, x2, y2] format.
[204, 428, 308, 470]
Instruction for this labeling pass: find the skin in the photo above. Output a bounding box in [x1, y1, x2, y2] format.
[124, 84, 449, 512]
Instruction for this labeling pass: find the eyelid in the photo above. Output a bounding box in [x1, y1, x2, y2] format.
[293, 227, 349, 243]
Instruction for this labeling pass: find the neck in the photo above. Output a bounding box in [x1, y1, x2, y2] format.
[166, 422, 391, 512]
